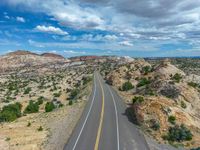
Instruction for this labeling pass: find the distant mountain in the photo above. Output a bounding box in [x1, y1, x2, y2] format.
[41, 53, 65, 60]
[8, 50, 39, 56]
[0, 50, 68, 73]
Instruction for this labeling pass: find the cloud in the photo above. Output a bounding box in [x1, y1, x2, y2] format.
[64, 50, 86, 54]
[35, 25, 68, 35]
[16, 16, 25, 22]
[119, 41, 133, 47]
[2, 0, 200, 55]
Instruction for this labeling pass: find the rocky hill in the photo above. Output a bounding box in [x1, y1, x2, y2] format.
[105, 58, 200, 149]
[41, 53, 65, 60]
[0, 50, 69, 74]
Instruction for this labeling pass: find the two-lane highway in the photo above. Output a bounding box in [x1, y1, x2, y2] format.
[64, 72, 149, 150]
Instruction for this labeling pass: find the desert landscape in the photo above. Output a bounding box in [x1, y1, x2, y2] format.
[0, 50, 200, 150]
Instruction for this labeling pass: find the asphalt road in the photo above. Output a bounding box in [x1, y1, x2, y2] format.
[64, 72, 149, 150]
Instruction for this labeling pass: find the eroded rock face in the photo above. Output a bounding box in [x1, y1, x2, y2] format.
[159, 84, 180, 99]
[106, 59, 200, 148]
[0, 50, 69, 74]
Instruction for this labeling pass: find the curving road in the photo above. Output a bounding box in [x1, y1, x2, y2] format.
[64, 72, 149, 150]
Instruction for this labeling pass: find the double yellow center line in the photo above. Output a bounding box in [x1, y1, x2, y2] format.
[94, 74, 105, 150]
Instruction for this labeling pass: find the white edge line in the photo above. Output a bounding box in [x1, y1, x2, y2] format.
[72, 74, 97, 150]
[108, 86, 120, 150]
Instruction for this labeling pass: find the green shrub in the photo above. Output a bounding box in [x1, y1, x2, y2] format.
[37, 96, 44, 105]
[37, 126, 43, 131]
[24, 87, 32, 94]
[27, 122, 31, 127]
[82, 76, 92, 85]
[181, 101, 187, 109]
[168, 115, 176, 124]
[137, 78, 151, 87]
[163, 124, 193, 142]
[150, 119, 160, 131]
[142, 66, 152, 75]
[121, 81, 134, 91]
[53, 91, 61, 97]
[0, 102, 22, 122]
[24, 100, 39, 114]
[132, 96, 144, 104]
[45, 102, 55, 112]
[69, 89, 79, 100]
[69, 100, 73, 105]
[171, 73, 182, 83]
[188, 82, 198, 88]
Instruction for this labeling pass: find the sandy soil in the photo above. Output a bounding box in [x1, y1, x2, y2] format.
[0, 82, 92, 150]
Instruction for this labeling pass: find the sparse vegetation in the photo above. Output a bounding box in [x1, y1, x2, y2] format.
[24, 87, 32, 94]
[132, 96, 144, 104]
[171, 73, 182, 83]
[137, 78, 150, 87]
[24, 100, 39, 114]
[181, 101, 187, 109]
[142, 66, 152, 75]
[37, 96, 44, 105]
[69, 89, 79, 100]
[168, 115, 176, 125]
[121, 81, 134, 91]
[188, 82, 199, 88]
[37, 126, 43, 131]
[45, 102, 55, 112]
[27, 122, 31, 127]
[69, 100, 73, 105]
[163, 124, 193, 142]
[0, 102, 22, 122]
[150, 119, 160, 131]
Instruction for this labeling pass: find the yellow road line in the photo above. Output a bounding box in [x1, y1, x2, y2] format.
[94, 74, 105, 150]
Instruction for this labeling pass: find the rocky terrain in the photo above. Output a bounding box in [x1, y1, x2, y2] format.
[104, 58, 200, 149]
[0, 50, 94, 150]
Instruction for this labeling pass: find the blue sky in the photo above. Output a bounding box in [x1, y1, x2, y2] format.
[0, 0, 200, 57]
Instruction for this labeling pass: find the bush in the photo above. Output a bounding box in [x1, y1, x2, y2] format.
[24, 100, 39, 114]
[137, 78, 150, 87]
[142, 66, 152, 75]
[69, 89, 79, 100]
[150, 119, 160, 131]
[45, 102, 55, 112]
[164, 124, 193, 142]
[132, 96, 144, 104]
[168, 115, 176, 124]
[53, 91, 61, 97]
[37, 96, 44, 105]
[0, 102, 22, 122]
[27, 122, 31, 127]
[82, 76, 92, 85]
[69, 100, 73, 105]
[121, 81, 134, 91]
[181, 101, 187, 109]
[37, 126, 43, 131]
[171, 73, 182, 83]
[24, 87, 32, 94]
[188, 82, 199, 88]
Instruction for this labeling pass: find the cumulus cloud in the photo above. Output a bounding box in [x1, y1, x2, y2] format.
[35, 25, 68, 35]
[16, 16, 25, 22]
[2, 0, 200, 55]
[119, 41, 133, 47]
[64, 50, 86, 54]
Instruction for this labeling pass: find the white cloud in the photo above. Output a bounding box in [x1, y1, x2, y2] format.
[64, 50, 86, 54]
[16, 16, 25, 22]
[35, 25, 68, 35]
[119, 41, 133, 47]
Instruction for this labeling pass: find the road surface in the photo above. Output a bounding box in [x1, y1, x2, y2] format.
[64, 72, 149, 150]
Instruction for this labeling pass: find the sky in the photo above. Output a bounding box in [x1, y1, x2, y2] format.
[0, 0, 200, 57]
